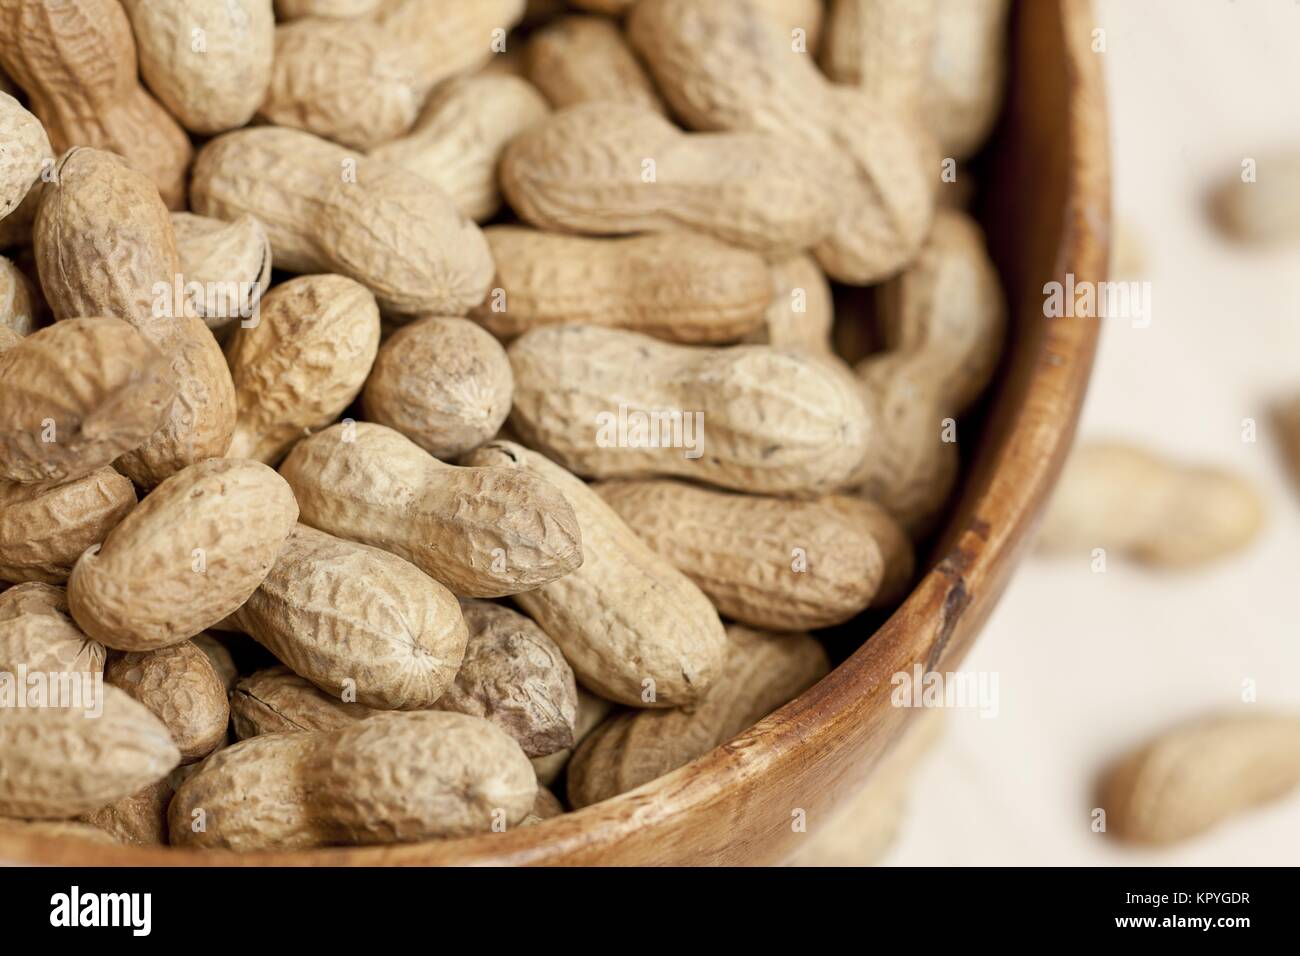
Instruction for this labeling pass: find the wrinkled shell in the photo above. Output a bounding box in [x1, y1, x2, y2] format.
[122, 0, 274, 135]
[570, 0, 823, 43]
[569, 625, 828, 807]
[1, 255, 37, 335]
[68, 459, 299, 651]
[472, 227, 771, 343]
[77, 777, 172, 846]
[230, 524, 468, 710]
[231, 665, 378, 739]
[363, 316, 512, 460]
[434, 600, 577, 758]
[0, 317, 176, 484]
[171, 213, 273, 331]
[743, 253, 833, 353]
[1101, 712, 1300, 845]
[105, 642, 231, 762]
[0, 470, 135, 584]
[191, 126, 495, 316]
[925, 0, 1009, 160]
[280, 423, 583, 598]
[525, 16, 665, 114]
[822, 0, 935, 111]
[371, 74, 549, 223]
[224, 274, 381, 463]
[530, 685, 613, 785]
[501, 103, 839, 257]
[190, 632, 239, 693]
[464, 442, 726, 707]
[0, 683, 180, 818]
[0, 582, 105, 674]
[0, 91, 50, 221]
[509, 325, 873, 496]
[169, 711, 536, 850]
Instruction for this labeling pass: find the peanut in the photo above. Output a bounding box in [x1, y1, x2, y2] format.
[1037, 443, 1264, 567]
[1, 254, 37, 335]
[121, 0, 274, 135]
[77, 778, 172, 847]
[68, 459, 299, 651]
[463, 441, 727, 708]
[231, 665, 377, 739]
[0, 582, 105, 675]
[628, 0, 938, 284]
[822, 0, 935, 111]
[0, 818, 121, 844]
[522, 786, 564, 825]
[568, 624, 828, 807]
[223, 274, 381, 464]
[500, 103, 840, 257]
[0, 470, 135, 585]
[1101, 712, 1300, 845]
[530, 685, 613, 786]
[470, 227, 772, 344]
[279, 422, 583, 598]
[275, 0, 379, 18]
[229, 524, 468, 710]
[0, 90, 50, 221]
[1211, 150, 1300, 244]
[0, 683, 179, 819]
[170, 213, 273, 333]
[743, 254, 834, 354]
[507, 325, 873, 496]
[191, 126, 495, 317]
[925, 0, 1010, 161]
[0, 0, 193, 209]
[169, 711, 536, 850]
[525, 16, 666, 114]
[0, 322, 19, 351]
[570, 0, 824, 44]
[362, 316, 513, 460]
[370, 75, 549, 223]
[191, 632, 238, 694]
[104, 642, 230, 763]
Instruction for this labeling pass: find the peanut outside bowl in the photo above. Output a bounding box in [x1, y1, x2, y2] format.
[0, 0, 1108, 867]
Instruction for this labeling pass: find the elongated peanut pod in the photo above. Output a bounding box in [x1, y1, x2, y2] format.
[743, 254, 834, 354]
[821, 0, 936, 111]
[0, 582, 105, 675]
[925, 0, 1010, 160]
[231, 666, 379, 739]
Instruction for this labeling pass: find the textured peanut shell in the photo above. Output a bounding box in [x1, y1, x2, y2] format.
[362, 316, 512, 460]
[570, 0, 823, 42]
[508, 325, 873, 496]
[522, 786, 565, 825]
[1101, 712, 1300, 845]
[224, 274, 381, 464]
[464, 442, 726, 708]
[525, 16, 666, 114]
[77, 777, 171, 846]
[105, 642, 230, 763]
[191, 126, 495, 317]
[190, 632, 238, 694]
[280, 423, 583, 598]
[231, 665, 378, 739]
[0, 683, 180, 818]
[171, 213, 273, 332]
[925, 0, 1009, 160]
[472, 227, 771, 343]
[1036, 443, 1264, 567]
[628, 0, 938, 284]
[821, 0, 935, 111]
[1, 254, 36, 334]
[230, 524, 468, 710]
[743, 254, 834, 354]
[122, 0, 274, 135]
[0, 0, 192, 208]
[433, 600, 577, 758]
[0, 317, 176, 484]
[595, 480, 893, 630]
[0, 582, 105, 674]
[501, 103, 839, 257]
[275, 0, 379, 17]
[0, 470, 134, 585]
[568, 625, 828, 807]
[68, 459, 299, 651]
[530, 685, 613, 785]
[169, 711, 536, 850]
[370, 75, 549, 223]
[0, 91, 50, 221]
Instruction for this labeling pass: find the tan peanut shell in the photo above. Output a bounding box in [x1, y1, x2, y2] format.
[464, 442, 726, 708]
[191, 126, 495, 317]
[822, 0, 935, 111]
[0, 582, 105, 675]
[1211, 151, 1300, 244]
[280, 422, 583, 598]
[68, 459, 299, 651]
[0, 318, 176, 484]
[530, 685, 613, 786]
[191, 632, 239, 694]
[569, 0, 823, 43]
[471, 227, 771, 344]
[105, 642, 231, 763]
[223, 274, 381, 464]
[568, 625, 828, 807]
[0, 0, 192, 209]
[525, 16, 666, 114]
[170, 213, 273, 332]
[1, 255, 37, 335]
[362, 316, 513, 460]
[371, 75, 550, 223]
[628, 0, 938, 284]
[0, 818, 121, 844]
[263, 0, 526, 149]
[275, 0, 379, 17]
[501, 103, 839, 257]
[77, 778, 172, 846]
[743, 254, 834, 354]
[0, 470, 135, 585]
[169, 711, 536, 851]
[508, 325, 873, 496]
[1036, 443, 1264, 567]
[229, 524, 468, 710]
[1101, 712, 1300, 845]
[0, 91, 50, 221]
[925, 0, 1009, 160]
[34, 148, 238, 488]
[0, 683, 180, 819]
[231, 665, 378, 739]
[433, 600, 577, 758]
[122, 0, 274, 135]
[0, 323, 19, 351]
[522, 786, 564, 825]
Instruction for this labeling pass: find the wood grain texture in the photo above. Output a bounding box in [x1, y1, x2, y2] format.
[0, 0, 1107, 867]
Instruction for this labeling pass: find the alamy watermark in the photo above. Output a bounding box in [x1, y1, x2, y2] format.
[891, 664, 999, 718]
[1044, 273, 1152, 328]
[0, 667, 105, 718]
[595, 404, 704, 460]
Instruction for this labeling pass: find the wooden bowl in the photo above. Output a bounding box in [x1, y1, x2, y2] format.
[0, 0, 1108, 867]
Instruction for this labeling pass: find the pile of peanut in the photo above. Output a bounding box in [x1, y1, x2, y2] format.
[0, 0, 1012, 855]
